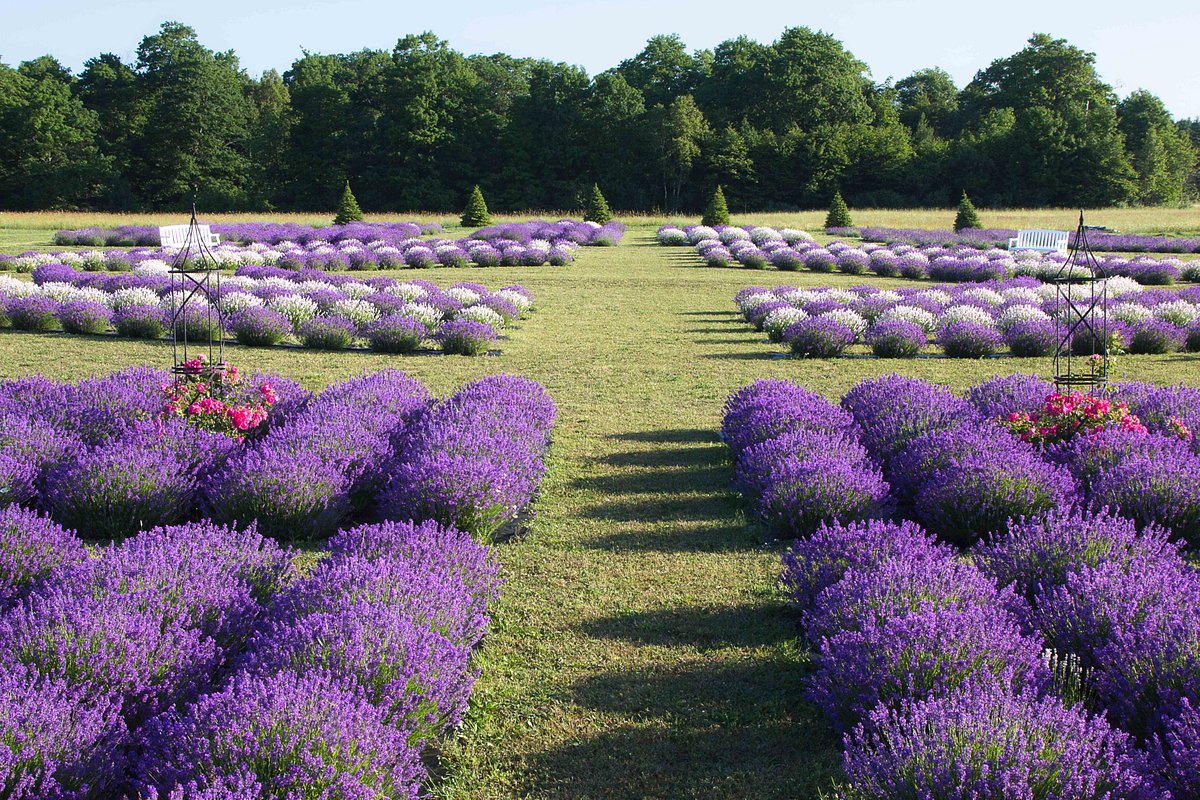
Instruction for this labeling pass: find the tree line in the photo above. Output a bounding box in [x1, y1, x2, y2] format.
[0, 22, 1196, 213]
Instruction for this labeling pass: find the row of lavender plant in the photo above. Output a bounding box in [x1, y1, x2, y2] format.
[0, 368, 555, 543]
[0, 511, 501, 797]
[55, 220, 445, 247]
[1, 270, 535, 356]
[723, 375, 1200, 797]
[659, 224, 1198, 285]
[46, 219, 624, 264]
[848, 225, 1200, 255]
[734, 279, 1200, 358]
[6, 234, 575, 274]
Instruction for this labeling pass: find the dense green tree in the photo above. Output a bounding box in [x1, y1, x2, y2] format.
[1118, 90, 1197, 205]
[132, 22, 254, 209]
[583, 71, 649, 209]
[461, 184, 490, 226]
[1, 24, 1189, 212]
[243, 70, 291, 209]
[957, 34, 1136, 206]
[584, 183, 612, 223]
[78, 53, 143, 207]
[759, 27, 874, 134]
[702, 184, 729, 226]
[954, 191, 981, 230]
[498, 60, 589, 209]
[702, 124, 755, 203]
[333, 180, 364, 224]
[0, 58, 109, 209]
[617, 34, 708, 109]
[375, 33, 481, 209]
[695, 36, 770, 128]
[895, 67, 959, 135]
[825, 191, 852, 228]
[652, 94, 710, 212]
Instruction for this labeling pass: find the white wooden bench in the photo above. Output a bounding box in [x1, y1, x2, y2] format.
[158, 224, 220, 249]
[1008, 229, 1069, 254]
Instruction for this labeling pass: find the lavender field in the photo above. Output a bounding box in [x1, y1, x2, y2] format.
[2, 215, 1200, 798]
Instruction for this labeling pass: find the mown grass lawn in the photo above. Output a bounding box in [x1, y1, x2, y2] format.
[2, 214, 1199, 798]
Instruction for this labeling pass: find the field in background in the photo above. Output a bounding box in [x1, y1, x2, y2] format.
[3, 206, 1200, 252]
[3, 218, 1200, 798]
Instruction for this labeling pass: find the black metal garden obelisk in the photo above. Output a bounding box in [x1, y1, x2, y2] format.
[1052, 211, 1109, 395]
[165, 199, 225, 383]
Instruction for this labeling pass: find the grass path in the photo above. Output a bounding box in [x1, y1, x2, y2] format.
[2, 222, 1199, 797]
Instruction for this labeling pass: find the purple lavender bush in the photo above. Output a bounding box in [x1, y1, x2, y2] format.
[204, 445, 351, 540]
[1004, 317, 1058, 357]
[378, 375, 555, 540]
[974, 508, 1179, 607]
[938, 320, 1003, 358]
[1128, 318, 1184, 354]
[721, 379, 855, 459]
[5, 296, 59, 331]
[0, 667, 128, 800]
[735, 429, 869, 501]
[366, 313, 427, 354]
[913, 444, 1078, 545]
[0, 454, 36, 508]
[840, 375, 979, 468]
[780, 519, 949, 616]
[434, 319, 495, 356]
[1150, 697, 1200, 798]
[810, 602, 1050, 731]
[132, 669, 425, 799]
[229, 306, 292, 347]
[42, 431, 195, 540]
[837, 682, 1156, 800]
[114, 304, 168, 339]
[1089, 448, 1200, 547]
[965, 373, 1053, 420]
[328, 520, 501, 609]
[57, 300, 112, 335]
[864, 319, 924, 358]
[0, 505, 87, 608]
[805, 553, 1023, 646]
[785, 316, 856, 358]
[297, 314, 356, 350]
[757, 452, 892, 539]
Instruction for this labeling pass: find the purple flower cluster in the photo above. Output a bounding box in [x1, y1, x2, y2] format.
[31, 218, 623, 277]
[0, 479, 502, 794]
[735, 279, 1200, 359]
[2, 270, 534, 356]
[728, 374, 1200, 552]
[722, 380, 890, 538]
[379, 375, 556, 540]
[856, 224, 1200, 255]
[1, 367, 554, 545]
[777, 515, 1165, 794]
[659, 224, 1196, 285]
[763, 370, 1200, 794]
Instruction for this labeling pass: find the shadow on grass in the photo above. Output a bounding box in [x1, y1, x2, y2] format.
[520, 658, 841, 800]
[581, 494, 735, 524]
[599, 442, 724, 468]
[585, 520, 759, 554]
[700, 350, 783, 361]
[577, 430, 753, 550]
[610, 428, 716, 444]
[579, 602, 798, 650]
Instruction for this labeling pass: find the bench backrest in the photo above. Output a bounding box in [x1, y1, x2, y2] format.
[158, 224, 219, 248]
[1013, 229, 1069, 252]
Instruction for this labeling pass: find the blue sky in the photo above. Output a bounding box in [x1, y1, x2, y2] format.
[2, 0, 1197, 118]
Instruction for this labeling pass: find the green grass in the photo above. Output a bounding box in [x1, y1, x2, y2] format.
[2, 220, 1200, 798]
